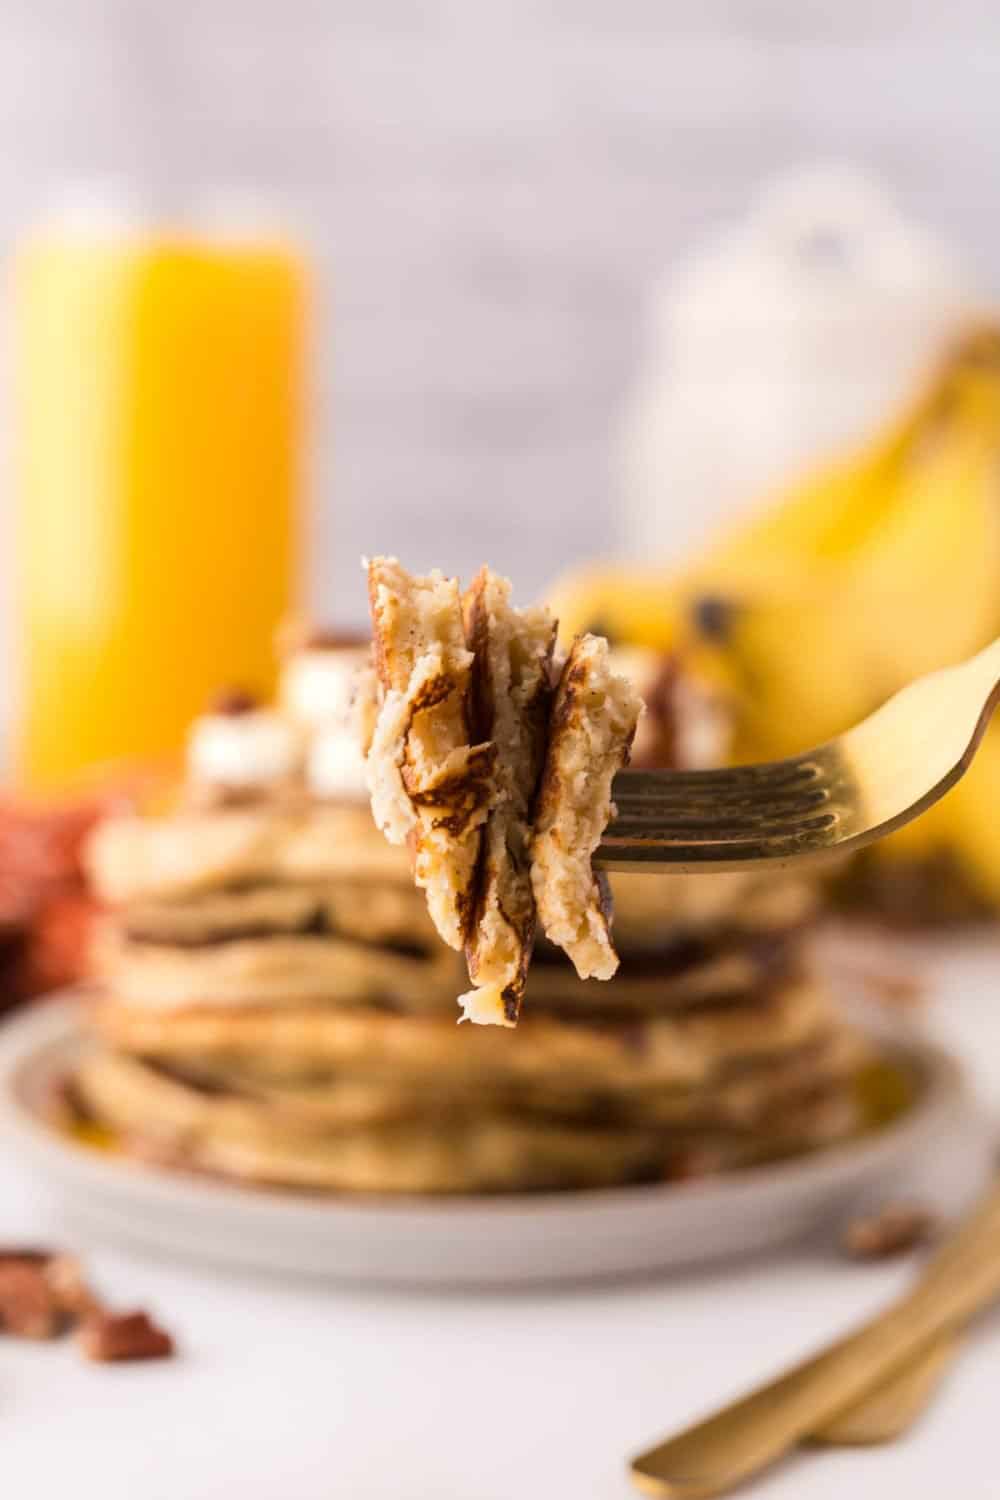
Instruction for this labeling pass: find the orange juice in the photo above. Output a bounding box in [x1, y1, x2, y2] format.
[13, 227, 308, 790]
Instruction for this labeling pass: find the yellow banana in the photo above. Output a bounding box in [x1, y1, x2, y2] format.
[847, 368, 1000, 877]
[545, 326, 1000, 910]
[547, 395, 921, 648]
[849, 387, 1000, 690]
[686, 373, 943, 584]
[932, 723, 1000, 903]
[692, 370, 1000, 760]
[548, 341, 967, 650]
[545, 566, 684, 652]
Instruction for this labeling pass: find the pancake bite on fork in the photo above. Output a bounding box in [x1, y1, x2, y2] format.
[364, 557, 643, 1024]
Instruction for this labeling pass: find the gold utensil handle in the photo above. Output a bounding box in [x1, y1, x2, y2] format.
[631, 1181, 1000, 1497]
[808, 1329, 959, 1446]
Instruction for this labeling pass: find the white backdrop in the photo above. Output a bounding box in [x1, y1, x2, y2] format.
[2, 0, 1000, 624]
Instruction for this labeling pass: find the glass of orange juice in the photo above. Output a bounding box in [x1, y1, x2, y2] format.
[11, 205, 309, 791]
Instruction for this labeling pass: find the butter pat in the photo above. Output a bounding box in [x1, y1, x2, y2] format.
[308, 724, 369, 802]
[187, 709, 302, 791]
[282, 643, 370, 730]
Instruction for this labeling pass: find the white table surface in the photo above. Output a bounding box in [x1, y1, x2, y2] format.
[3, 933, 1000, 1500]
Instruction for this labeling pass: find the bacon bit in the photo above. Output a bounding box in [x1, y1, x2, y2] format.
[78, 1309, 174, 1363]
[0, 1247, 51, 1266]
[842, 1203, 938, 1260]
[0, 790, 135, 1013]
[0, 1259, 63, 1340]
[0, 1244, 175, 1364]
[665, 1145, 726, 1182]
[18, 891, 97, 998]
[45, 1254, 102, 1321]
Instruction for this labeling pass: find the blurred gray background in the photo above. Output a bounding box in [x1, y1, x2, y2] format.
[3, 0, 999, 621]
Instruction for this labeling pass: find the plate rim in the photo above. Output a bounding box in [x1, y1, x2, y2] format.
[0, 994, 968, 1225]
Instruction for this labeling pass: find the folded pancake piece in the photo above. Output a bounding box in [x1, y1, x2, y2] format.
[366, 557, 496, 950]
[530, 635, 642, 980]
[458, 567, 557, 1027]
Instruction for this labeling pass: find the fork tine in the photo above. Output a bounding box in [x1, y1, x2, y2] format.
[607, 809, 837, 838]
[597, 827, 841, 869]
[611, 759, 822, 802]
[610, 761, 835, 824]
[611, 784, 833, 819]
[599, 752, 851, 870]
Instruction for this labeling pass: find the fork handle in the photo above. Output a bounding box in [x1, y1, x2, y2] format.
[631, 1180, 1000, 1498]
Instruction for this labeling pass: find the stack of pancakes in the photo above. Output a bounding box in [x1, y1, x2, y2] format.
[74, 639, 873, 1195]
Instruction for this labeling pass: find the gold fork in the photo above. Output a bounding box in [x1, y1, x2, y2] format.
[599, 635, 1000, 872]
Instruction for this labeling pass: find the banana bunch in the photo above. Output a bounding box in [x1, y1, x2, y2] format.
[548, 329, 1000, 911]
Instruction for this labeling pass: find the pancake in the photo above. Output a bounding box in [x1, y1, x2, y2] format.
[76, 1048, 422, 1135]
[525, 933, 799, 1016]
[608, 870, 819, 950]
[114, 871, 809, 985]
[87, 1021, 863, 1133]
[93, 928, 458, 1013]
[90, 975, 833, 1093]
[119, 878, 436, 952]
[121, 884, 328, 945]
[101, 869, 811, 1023]
[160, 1096, 860, 1192]
[74, 1043, 863, 1195]
[87, 802, 409, 905]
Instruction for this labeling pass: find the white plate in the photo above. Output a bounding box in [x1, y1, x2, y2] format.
[0, 999, 983, 1286]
